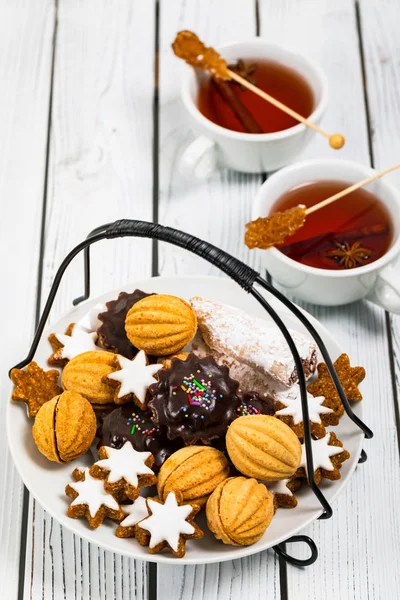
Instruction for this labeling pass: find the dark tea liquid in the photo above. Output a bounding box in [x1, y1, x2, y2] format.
[197, 58, 314, 134]
[272, 180, 393, 270]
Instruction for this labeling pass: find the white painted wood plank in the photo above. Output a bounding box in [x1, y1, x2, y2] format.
[257, 2, 400, 598]
[0, 2, 55, 599]
[25, 1, 155, 598]
[157, 0, 264, 281]
[157, 0, 280, 597]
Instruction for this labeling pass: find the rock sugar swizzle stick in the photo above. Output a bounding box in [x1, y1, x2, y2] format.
[172, 30, 345, 148]
[245, 161, 400, 250]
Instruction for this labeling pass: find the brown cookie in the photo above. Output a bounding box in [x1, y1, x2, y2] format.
[65, 467, 124, 528]
[307, 353, 365, 416]
[295, 431, 350, 484]
[273, 386, 338, 439]
[157, 445, 230, 507]
[266, 477, 302, 509]
[206, 477, 274, 546]
[89, 441, 157, 502]
[32, 391, 96, 463]
[10, 361, 61, 417]
[105, 351, 162, 409]
[115, 496, 149, 538]
[48, 323, 98, 367]
[135, 491, 203, 558]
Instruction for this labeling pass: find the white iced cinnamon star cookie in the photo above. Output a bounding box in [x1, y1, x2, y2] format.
[297, 431, 350, 484]
[115, 496, 149, 538]
[190, 297, 317, 387]
[48, 323, 99, 366]
[274, 385, 337, 438]
[266, 477, 300, 509]
[76, 303, 105, 333]
[65, 467, 124, 528]
[90, 441, 157, 501]
[107, 350, 162, 409]
[135, 491, 204, 558]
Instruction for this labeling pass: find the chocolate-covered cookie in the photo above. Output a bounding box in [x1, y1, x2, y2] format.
[148, 353, 240, 444]
[236, 391, 275, 417]
[96, 404, 182, 470]
[97, 290, 155, 359]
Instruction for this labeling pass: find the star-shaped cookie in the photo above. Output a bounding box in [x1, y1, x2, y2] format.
[65, 467, 124, 528]
[274, 385, 337, 438]
[48, 323, 98, 366]
[135, 491, 203, 558]
[106, 350, 162, 409]
[115, 496, 149, 538]
[10, 361, 61, 417]
[76, 303, 105, 333]
[307, 353, 365, 416]
[296, 431, 350, 484]
[90, 441, 157, 501]
[266, 477, 301, 509]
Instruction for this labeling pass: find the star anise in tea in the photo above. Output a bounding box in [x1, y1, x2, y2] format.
[325, 240, 373, 269]
[228, 59, 257, 88]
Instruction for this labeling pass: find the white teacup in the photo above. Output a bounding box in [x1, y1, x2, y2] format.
[252, 159, 400, 312]
[179, 39, 328, 179]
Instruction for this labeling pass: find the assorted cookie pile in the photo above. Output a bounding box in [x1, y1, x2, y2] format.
[10, 289, 365, 558]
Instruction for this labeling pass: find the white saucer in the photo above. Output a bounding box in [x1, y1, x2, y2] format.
[7, 276, 364, 565]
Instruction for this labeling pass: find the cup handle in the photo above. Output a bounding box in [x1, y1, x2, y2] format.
[179, 136, 219, 180]
[366, 261, 400, 313]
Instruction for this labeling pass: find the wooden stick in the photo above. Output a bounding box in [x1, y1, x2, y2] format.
[305, 161, 400, 215]
[227, 69, 345, 149]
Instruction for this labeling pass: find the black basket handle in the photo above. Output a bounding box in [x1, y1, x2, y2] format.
[9, 219, 373, 522]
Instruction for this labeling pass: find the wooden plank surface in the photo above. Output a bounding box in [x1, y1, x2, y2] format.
[0, 2, 55, 599]
[2, 0, 399, 598]
[23, 1, 155, 598]
[257, 2, 400, 598]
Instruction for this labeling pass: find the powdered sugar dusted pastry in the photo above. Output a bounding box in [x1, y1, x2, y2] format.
[107, 350, 162, 409]
[90, 441, 157, 501]
[296, 431, 350, 484]
[191, 297, 317, 387]
[136, 491, 203, 558]
[192, 339, 280, 398]
[274, 386, 337, 438]
[115, 496, 149, 538]
[76, 303, 105, 333]
[48, 324, 98, 366]
[65, 467, 124, 528]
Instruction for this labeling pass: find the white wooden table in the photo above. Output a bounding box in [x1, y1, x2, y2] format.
[1, 1, 400, 598]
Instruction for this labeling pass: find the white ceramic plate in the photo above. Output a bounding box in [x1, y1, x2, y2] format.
[7, 276, 364, 565]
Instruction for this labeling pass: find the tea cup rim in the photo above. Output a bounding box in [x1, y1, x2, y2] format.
[181, 38, 328, 142]
[252, 158, 400, 277]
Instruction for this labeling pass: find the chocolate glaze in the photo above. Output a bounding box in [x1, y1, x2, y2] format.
[148, 353, 240, 444]
[97, 290, 154, 359]
[236, 390, 275, 417]
[96, 404, 183, 470]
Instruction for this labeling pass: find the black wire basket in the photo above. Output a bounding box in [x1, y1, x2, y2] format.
[10, 219, 373, 567]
